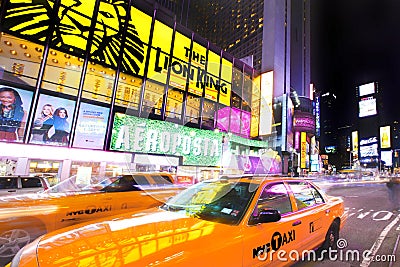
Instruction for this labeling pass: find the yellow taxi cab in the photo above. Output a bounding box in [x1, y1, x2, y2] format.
[0, 172, 184, 265]
[8, 176, 347, 267]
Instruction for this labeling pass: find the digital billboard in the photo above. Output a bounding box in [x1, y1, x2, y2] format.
[359, 82, 375, 97]
[380, 125, 391, 149]
[359, 97, 377, 118]
[381, 150, 393, 166]
[359, 144, 378, 157]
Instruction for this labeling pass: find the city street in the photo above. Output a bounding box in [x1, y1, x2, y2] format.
[296, 178, 400, 266]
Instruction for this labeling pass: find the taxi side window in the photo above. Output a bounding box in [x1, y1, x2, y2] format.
[0, 178, 18, 189]
[21, 178, 42, 188]
[288, 182, 324, 210]
[250, 183, 292, 221]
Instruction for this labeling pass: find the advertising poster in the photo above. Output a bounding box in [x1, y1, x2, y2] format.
[380, 125, 391, 149]
[30, 94, 75, 146]
[0, 85, 33, 142]
[73, 103, 110, 149]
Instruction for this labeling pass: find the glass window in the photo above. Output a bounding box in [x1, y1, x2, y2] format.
[231, 92, 241, 109]
[250, 183, 292, 223]
[0, 34, 43, 87]
[243, 73, 252, 109]
[81, 63, 115, 104]
[41, 49, 82, 97]
[115, 73, 143, 110]
[185, 94, 200, 124]
[232, 67, 243, 97]
[0, 177, 18, 189]
[142, 80, 165, 116]
[21, 178, 41, 188]
[151, 175, 173, 186]
[201, 99, 216, 129]
[166, 88, 183, 120]
[288, 182, 324, 210]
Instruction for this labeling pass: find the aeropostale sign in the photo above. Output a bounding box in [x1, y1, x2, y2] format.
[111, 113, 222, 166]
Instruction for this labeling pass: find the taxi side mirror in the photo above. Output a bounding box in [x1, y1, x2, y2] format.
[258, 209, 281, 223]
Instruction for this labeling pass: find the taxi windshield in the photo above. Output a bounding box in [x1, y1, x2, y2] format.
[161, 180, 258, 225]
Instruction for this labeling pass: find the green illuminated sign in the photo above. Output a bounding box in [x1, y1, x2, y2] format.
[111, 113, 223, 166]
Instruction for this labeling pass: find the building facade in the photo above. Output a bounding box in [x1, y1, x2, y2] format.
[0, 0, 280, 184]
[174, 0, 315, 174]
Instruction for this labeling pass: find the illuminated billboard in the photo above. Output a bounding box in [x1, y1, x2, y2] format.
[3, 1, 233, 106]
[381, 150, 393, 166]
[380, 125, 391, 149]
[259, 71, 273, 135]
[359, 144, 378, 157]
[359, 97, 377, 117]
[111, 113, 222, 166]
[293, 112, 315, 133]
[351, 131, 359, 153]
[359, 82, 375, 97]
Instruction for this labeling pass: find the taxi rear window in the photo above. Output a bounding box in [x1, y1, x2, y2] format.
[151, 175, 173, 185]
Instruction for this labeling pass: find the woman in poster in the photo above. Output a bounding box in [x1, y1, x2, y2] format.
[0, 87, 27, 141]
[50, 107, 70, 145]
[31, 104, 54, 143]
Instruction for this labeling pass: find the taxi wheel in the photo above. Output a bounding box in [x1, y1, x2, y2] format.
[0, 229, 31, 258]
[323, 221, 340, 250]
[0, 220, 46, 259]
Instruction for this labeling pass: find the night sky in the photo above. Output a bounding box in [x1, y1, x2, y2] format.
[310, 0, 400, 125]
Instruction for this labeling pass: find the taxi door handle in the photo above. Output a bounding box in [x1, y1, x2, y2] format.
[292, 220, 302, 226]
[7, 190, 16, 192]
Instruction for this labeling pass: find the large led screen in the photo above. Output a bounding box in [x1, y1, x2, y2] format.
[359, 97, 377, 118]
[359, 82, 375, 97]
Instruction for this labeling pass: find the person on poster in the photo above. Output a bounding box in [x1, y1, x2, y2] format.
[0, 87, 27, 141]
[50, 107, 70, 145]
[31, 104, 54, 143]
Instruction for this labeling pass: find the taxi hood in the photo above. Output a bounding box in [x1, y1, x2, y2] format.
[34, 207, 237, 266]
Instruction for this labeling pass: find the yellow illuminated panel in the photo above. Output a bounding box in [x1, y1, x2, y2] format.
[380, 126, 391, 149]
[123, 7, 152, 76]
[147, 21, 173, 84]
[169, 32, 192, 90]
[188, 41, 207, 96]
[351, 131, 358, 153]
[251, 75, 261, 137]
[301, 132, 307, 168]
[219, 58, 232, 106]
[205, 51, 220, 101]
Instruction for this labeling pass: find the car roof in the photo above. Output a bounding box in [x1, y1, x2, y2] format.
[217, 175, 309, 185]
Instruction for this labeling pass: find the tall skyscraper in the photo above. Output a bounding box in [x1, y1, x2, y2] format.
[154, 0, 313, 173]
[154, 0, 310, 98]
